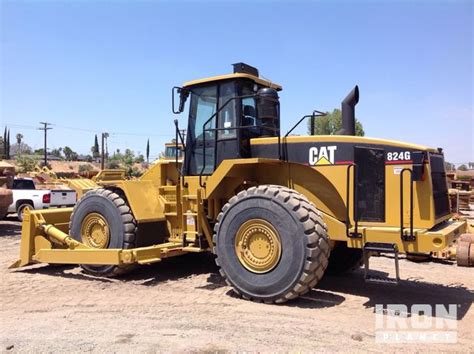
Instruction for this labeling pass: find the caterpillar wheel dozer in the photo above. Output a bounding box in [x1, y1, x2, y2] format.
[10, 63, 472, 303]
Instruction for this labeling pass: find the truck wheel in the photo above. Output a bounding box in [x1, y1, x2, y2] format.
[17, 202, 34, 222]
[214, 185, 330, 303]
[69, 188, 137, 277]
[326, 242, 363, 275]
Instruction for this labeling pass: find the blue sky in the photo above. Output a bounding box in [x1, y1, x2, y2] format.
[1, 0, 472, 163]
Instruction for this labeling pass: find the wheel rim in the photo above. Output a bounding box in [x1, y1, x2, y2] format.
[80, 213, 110, 249]
[235, 219, 282, 274]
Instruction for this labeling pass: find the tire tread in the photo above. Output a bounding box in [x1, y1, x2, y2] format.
[69, 188, 137, 277]
[213, 184, 330, 303]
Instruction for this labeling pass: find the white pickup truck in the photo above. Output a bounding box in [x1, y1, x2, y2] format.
[7, 178, 77, 221]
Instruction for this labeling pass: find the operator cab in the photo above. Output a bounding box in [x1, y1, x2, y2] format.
[174, 63, 282, 176]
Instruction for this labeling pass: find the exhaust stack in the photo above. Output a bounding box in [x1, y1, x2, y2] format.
[338, 85, 359, 136]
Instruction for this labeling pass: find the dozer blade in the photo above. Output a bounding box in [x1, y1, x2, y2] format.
[10, 208, 74, 268]
[10, 208, 187, 270]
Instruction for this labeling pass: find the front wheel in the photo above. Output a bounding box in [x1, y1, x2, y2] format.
[69, 188, 137, 277]
[214, 185, 330, 303]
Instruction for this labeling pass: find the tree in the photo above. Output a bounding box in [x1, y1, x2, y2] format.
[78, 164, 94, 173]
[134, 154, 145, 164]
[146, 139, 150, 163]
[91, 135, 100, 158]
[6, 129, 10, 159]
[11, 142, 32, 156]
[16, 133, 23, 145]
[51, 147, 63, 158]
[307, 109, 365, 136]
[123, 149, 134, 166]
[63, 146, 78, 161]
[2, 127, 7, 159]
[16, 156, 37, 173]
[458, 164, 468, 171]
[3, 128, 6, 157]
[9, 132, 30, 156]
[444, 161, 455, 171]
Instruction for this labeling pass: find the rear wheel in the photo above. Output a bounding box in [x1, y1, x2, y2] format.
[69, 188, 137, 277]
[214, 185, 330, 303]
[17, 202, 34, 222]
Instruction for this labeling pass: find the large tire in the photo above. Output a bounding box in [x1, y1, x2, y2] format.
[214, 185, 330, 303]
[69, 188, 137, 277]
[326, 242, 363, 275]
[17, 202, 34, 222]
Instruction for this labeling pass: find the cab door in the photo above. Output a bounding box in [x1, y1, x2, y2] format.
[184, 85, 217, 176]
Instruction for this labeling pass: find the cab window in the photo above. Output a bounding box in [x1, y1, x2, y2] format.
[218, 82, 237, 139]
[191, 85, 217, 141]
[241, 83, 258, 127]
[12, 179, 35, 190]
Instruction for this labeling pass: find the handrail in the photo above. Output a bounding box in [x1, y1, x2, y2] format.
[198, 124, 280, 187]
[173, 119, 187, 188]
[198, 93, 282, 187]
[282, 110, 326, 161]
[400, 168, 415, 241]
[345, 163, 361, 238]
[199, 95, 255, 187]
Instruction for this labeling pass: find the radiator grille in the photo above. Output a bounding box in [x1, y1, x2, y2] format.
[429, 153, 450, 218]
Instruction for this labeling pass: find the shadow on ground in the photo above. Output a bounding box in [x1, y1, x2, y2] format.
[317, 269, 473, 320]
[14, 252, 473, 318]
[19, 253, 220, 285]
[0, 217, 21, 237]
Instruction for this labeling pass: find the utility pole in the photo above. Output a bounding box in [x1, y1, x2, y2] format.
[101, 132, 109, 170]
[38, 122, 52, 166]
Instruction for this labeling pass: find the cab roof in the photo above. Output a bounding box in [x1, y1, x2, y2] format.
[183, 72, 282, 91]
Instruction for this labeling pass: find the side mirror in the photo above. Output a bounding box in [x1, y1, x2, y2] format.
[172, 87, 189, 114]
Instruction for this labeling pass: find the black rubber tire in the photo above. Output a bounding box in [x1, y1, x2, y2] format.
[326, 242, 363, 275]
[213, 185, 330, 303]
[17, 202, 34, 222]
[69, 188, 137, 277]
[406, 253, 431, 263]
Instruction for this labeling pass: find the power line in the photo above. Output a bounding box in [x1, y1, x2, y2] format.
[2, 122, 174, 137]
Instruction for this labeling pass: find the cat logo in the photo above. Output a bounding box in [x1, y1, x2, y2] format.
[309, 146, 337, 166]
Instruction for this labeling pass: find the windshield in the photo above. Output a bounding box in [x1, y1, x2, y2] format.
[190, 85, 217, 141]
[165, 146, 179, 158]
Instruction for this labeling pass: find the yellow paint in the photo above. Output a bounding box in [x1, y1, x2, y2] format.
[235, 219, 282, 273]
[183, 73, 282, 91]
[315, 156, 332, 165]
[252, 135, 437, 152]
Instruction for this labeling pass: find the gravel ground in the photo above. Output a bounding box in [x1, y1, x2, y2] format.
[0, 217, 473, 352]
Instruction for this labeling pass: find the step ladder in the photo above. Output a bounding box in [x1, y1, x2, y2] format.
[181, 194, 200, 247]
[363, 242, 400, 285]
[160, 186, 179, 217]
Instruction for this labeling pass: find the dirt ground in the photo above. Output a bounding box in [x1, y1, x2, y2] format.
[0, 217, 473, 353]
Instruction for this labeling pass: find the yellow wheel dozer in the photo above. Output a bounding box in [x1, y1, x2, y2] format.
[10, 63, 471, 303]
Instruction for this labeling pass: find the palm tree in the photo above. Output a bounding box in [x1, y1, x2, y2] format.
[16, 133, 24, 156]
